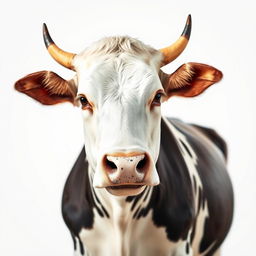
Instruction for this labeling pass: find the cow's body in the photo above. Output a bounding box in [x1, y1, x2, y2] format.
[62, 118, 233, 256]
[15, 16, 234, 256]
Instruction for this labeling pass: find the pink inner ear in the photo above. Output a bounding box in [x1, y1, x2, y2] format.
[166, 62, 223, 98]
[15, 71, 76, 105]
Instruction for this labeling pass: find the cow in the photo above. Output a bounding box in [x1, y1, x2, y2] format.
[14, 15, 233, 256]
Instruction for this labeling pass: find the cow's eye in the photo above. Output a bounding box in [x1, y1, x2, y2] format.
[152, 93, 163, 106]
[80, 96, 88, 105]
[79, 96, 92, 110]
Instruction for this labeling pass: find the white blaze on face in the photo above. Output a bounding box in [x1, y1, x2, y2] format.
[74, 52, 163, 188]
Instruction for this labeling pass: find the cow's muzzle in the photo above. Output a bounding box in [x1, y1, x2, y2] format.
[93, 151, 160, 196]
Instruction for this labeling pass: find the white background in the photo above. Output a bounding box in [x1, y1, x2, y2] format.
[1, 0, 255, 255]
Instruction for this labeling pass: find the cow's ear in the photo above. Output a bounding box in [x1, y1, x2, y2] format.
[14, 71, 77, 105]
[162, 62, 223, 98]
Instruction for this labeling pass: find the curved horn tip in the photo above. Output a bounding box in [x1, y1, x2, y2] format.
[181, 14, 192, 40]
[43, 23, 54, 49]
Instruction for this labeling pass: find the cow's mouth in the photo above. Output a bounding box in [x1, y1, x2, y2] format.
[106, 184, 145, 196]
[109, 185, 143, 190]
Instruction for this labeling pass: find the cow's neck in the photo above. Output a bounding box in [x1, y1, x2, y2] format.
[85, 165, 155, 255]
[88, 164, 153, 223]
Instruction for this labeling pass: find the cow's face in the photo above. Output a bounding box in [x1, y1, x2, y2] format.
[74, 48, 163, 195]
[15, 16, 223, 196]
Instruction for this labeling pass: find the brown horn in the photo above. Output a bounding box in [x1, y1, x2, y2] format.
[43, 23, 76, 70]
[160, 15, 192, 66]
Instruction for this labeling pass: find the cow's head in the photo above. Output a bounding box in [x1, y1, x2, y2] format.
[15, 16, 222, 196]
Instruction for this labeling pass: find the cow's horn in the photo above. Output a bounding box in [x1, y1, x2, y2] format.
[160, 15, 192, 66]
[43, 23, 76, 70]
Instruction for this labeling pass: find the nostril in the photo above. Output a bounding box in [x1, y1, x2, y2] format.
[105, 158, 117, 170]
[136, 156, 147, 172]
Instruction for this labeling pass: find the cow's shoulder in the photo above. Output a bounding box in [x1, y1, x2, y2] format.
[145, 118, 196, 242]
[166, 117, 227, 160]
[61, 148, 94, 239]
[165, 117, 233, 255]
[190, 123, 228, 160]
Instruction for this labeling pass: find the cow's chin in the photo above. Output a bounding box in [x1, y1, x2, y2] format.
[106, 185, 146, 196]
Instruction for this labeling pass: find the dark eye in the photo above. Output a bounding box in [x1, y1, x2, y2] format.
[152, 93, 163, 106]
[79, 96, 92, 110]
[80, 96, 88, 105]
